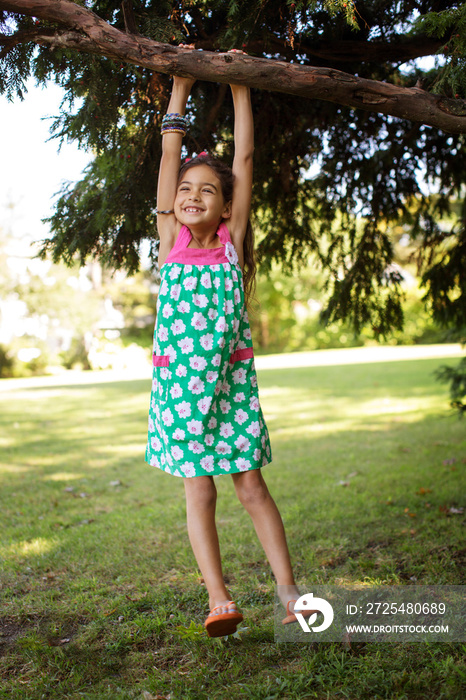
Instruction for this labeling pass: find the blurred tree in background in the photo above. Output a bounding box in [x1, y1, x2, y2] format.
[1, 1, 465, 407]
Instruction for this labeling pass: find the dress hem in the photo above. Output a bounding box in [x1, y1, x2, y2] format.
[144, 455, 272, 478]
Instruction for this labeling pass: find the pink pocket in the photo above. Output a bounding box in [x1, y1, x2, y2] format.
[230, 347, 254, 364]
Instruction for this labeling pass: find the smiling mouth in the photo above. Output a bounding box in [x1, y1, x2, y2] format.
[184, 207, 204, 213]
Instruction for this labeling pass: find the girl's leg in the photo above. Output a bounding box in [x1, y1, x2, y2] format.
[232, 469, 301, 609]
[184, 475, 232, 613]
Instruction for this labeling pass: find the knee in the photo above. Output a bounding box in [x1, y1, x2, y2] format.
[235, 473, 270, 510]
[185, 477, 217, 510]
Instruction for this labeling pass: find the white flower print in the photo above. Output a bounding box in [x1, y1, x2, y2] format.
[251, 375, 258, 388]
[212, 293, 218, 305]
[213, 277, 221, 289]
[246, 421, 261, 438]
[232, 269, 238, 281]
[189, 440, 205, 454]
[168, 265, 181, 279]
[212, 353, 222, 367]
[178, 337, 194, 354]
[175, 401, 191, 418]
[190, 355, 207, 371]
[172, 445, 183, 460]
[220, 380, 231, 394]
[208, 308, 218, 321]
[208, 417, 217, 430]
[234, 289, 241, 304]
[193, 293, 209, 308]
[249, 396, 260, 412]
[234, 435, 251, 452]
[224, 300, 234, 315]
[148, 417, 155, 432]
[197, 396, 212, 415]
[177, 300, 190, 314]
[163, 345, 176, 363]
[150, 455, 160, 468]
[200, 334, 214, 351]
[233, 392, 246, 403]
[157, 325, 168, 342]
[215, 441, 232, 455]
[173, 428, 185, 441]
[219, 458, 231, 471]
[220, 399, 231, 414]
[204, 434, 215, 446]
[161, 408, 174, 426]
[162, 303, 174, 319]
[232, 367, 247, 385]
[200, 456, 214, 472]
[151, 436, 162, 451]
[159, 279, 169, 296]
[234, 408, 248, 425]
[185, 265, 193, 273]
[224, 278, 233, 292]
[218, 337, 226, 349]
[192, 312, 207, 331]
[187, 419, 203, 435]
[184, 276, 197, 291]
[253, 448, 262, 462]
[176, 364, 188, 378]
[200, 272, 212, 288]
[171, 319, 186, 336]
[235, 457, 252, 472]
[219, 422, 234, 438]
[160, 367, 170, 381]
[170, 383, 183, 399]
[224, 241, 239, 266]
[170, 284, 181, 301]
[188, 377, 205, 395]
[243, 328, 252, 340]
[206, 371, 217, 384]
[181, 462, 196, 477]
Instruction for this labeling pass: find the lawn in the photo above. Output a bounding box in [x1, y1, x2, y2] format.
[0, 351, 465, 699]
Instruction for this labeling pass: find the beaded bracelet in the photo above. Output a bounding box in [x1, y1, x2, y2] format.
[161, 112, 189, 136]
[155, 208, 174, 215]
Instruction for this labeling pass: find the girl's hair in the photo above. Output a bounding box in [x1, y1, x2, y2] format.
[178, 154, 256, 304]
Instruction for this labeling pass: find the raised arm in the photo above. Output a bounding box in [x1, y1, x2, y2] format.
[229, 84, 254, 255]
[157, 75, 195, 268]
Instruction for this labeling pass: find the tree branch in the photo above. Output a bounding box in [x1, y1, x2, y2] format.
[1, 0, 465, 133]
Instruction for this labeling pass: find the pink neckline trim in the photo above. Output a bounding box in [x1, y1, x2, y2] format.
[163, 222, 232, 266]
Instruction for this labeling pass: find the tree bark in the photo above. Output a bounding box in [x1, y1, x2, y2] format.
[1, 0, 466, 133]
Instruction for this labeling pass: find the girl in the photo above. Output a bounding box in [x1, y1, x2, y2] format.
[146, 67, 313, 637]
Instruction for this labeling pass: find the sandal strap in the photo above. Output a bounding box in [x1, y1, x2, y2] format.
[209, 601, 236, 614]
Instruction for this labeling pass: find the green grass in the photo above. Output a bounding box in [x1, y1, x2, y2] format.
[0, 353, 465, 699]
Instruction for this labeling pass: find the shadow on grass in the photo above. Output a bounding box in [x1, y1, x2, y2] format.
[0, 357, 464, 699]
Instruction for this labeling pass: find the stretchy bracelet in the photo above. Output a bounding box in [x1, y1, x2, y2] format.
[161, 112, 189, 136]
[155, 208, 175, 215]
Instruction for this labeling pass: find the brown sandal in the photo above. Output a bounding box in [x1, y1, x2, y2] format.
[204, 601, 243, 638]
[282, 599, 319, 625]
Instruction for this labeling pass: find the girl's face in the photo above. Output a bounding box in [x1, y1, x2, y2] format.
[175, 164, 231, 230]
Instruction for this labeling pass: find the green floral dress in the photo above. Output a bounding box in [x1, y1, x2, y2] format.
[145, 222, 271, 478]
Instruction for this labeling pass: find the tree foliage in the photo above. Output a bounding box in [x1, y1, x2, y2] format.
[0, 0, 465, 338]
